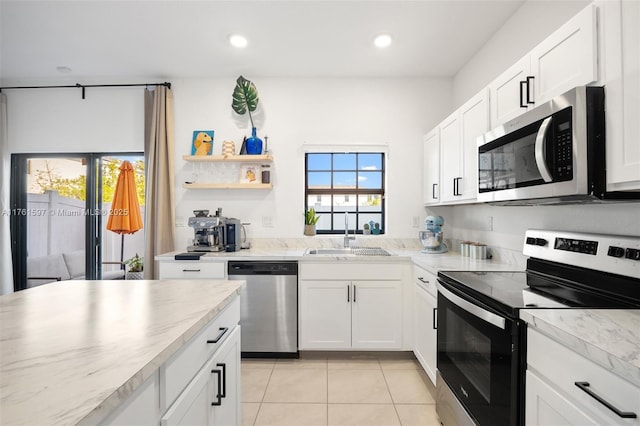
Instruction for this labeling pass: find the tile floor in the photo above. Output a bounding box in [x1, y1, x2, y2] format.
[241, 352, 441, 426]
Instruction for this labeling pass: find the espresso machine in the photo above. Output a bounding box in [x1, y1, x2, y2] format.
[187, 209, 243, 252]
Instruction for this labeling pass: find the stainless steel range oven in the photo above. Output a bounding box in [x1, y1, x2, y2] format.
[436, 230, 640, 426]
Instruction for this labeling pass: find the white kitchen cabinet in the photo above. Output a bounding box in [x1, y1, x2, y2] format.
[158, 260, 226, 279]
[423, 128, 440, 205]
[211, 326, 241, 426]
[598, 0, 640, 191]
[526, 327, 640, 426]
[489, 4, 598, 128]
[412, 266, 437, 385]
[438, 89, 489, 204]
[299, 279, 402, 350]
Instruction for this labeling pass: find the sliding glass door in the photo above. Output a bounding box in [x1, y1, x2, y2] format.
[10, 153, 144, 291]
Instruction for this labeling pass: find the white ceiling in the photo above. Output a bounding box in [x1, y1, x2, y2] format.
[0, 0, 525, 83]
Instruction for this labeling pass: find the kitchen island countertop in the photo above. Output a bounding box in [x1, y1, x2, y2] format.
[0, 279, 244, 425]
[520, 309, 640, 388]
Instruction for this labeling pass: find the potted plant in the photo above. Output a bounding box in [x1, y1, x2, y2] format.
[125, 253, 144, 280]
[363, 223, 371, 235]
[304, 208, 320, 236]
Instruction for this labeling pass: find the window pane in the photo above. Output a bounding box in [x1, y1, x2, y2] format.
[335, 194, 357, 211]
[315, 213, 332, 231]
[358, 194, 382, 212]
[359, 153, 382, 170]
[307, 153, 331, 170]
[307, 172, 331, 189]
[308, 194, 331, 211]
[333, 153, 356, 170]
[334, 172, 356, 188]
[361, 214, 382, 231]
[333, 213, 356, 231]
[358, 171, 382, 189]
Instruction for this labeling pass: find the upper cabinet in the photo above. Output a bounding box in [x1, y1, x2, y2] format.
[598, 0, 640, 191]
[488, 4, 598, 128]
[425, 89, 489, 206]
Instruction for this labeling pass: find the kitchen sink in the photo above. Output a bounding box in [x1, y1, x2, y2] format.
[304, 247, 393, 256]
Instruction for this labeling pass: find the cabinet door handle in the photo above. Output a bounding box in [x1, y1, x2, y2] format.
[574, 382, 637, 418]
[433, 308, 437, 330]
[206, 327, 229, 344]
[432, 183, 438, 200]
[353, 285, 357, 303]
[216, 363, 227, 398]
[453, 177, 462, 196]
[519, 80, 527, 108]
[182, 269, 201, 272]
[211, 369, 223, 406]
[347, 285, 350, 302]
[418, 277, 429, 284]
[526, 76, 535, 104]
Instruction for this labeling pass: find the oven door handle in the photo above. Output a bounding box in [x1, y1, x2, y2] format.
[437, 283, 506, 330]
[534, 116, 553, 183]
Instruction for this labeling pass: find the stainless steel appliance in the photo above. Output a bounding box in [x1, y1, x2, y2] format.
[436, 229, 640, 426]
[224, 218, 242, 252]
[187, 210, 226, 252]
[419, 215, 448, 254]
[477, 86, 639, 204]
[228, 261, 298, 357]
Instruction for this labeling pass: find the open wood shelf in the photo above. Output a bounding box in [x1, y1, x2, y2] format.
[182, 182, 273, 190]
[182, 155, 273, 162]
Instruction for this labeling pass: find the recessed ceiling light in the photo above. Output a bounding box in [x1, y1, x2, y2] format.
[229, 34, 248, 48]
[56, 66, 72, 73]
[373, 34, 393, 48]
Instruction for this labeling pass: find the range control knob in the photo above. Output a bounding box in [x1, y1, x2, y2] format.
[608, 246, 625, 258]
[535, 238, 548, 247]
[625, 248, 640, 261]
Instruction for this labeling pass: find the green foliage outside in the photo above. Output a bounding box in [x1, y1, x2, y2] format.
[34, 159, 145, 205]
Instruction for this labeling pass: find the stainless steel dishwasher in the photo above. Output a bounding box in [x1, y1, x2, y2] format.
[227, 261, 298, 358]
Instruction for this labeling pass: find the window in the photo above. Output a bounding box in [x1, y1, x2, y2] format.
[305, 152, 385, 234]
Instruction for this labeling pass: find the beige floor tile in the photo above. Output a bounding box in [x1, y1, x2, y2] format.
[395, 404, 440, 426]
[242, 359, 276, 370]
[242, 402, 261, 426]
[378, 358, 421, 370]
[328, 369, 392, 404]
[274, 358, 328, 369]
[328, 404, 400, 426]
[242, 368, 273, 402]
[263, 368, 328, 403]
[383, 369, 435, 404]
[254, 403, 328, 426]
[328, 359, 381, 370]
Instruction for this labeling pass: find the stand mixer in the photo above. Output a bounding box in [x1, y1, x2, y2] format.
[419, 215, 448, 254]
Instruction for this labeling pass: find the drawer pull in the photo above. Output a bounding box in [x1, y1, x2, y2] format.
[211, 369, 222, 406]
[207, 327, 229, 344]
[182, 269, 201, 272]
[418, 277, 429, 284]
[433, 307, 437, 330]
[574, 381, 637, 419]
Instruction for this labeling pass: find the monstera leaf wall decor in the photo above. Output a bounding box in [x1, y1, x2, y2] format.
[232, 75, 260, 129]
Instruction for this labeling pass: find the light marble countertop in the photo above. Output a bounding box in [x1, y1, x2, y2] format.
[520, 309, 640, 388]
[0, 279, 244, 425]
[156, 248, 522, 275]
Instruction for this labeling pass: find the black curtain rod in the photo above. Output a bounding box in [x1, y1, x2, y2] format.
[0, 82, 171, 99]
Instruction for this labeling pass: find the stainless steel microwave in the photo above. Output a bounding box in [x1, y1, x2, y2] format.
[477, 86, 638, 204]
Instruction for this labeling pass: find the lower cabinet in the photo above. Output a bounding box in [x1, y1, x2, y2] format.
[299, 279, 403, 350]
[412, 266, 437, 386]
[526, 327, 640, 426]
[161, 327, 240, 426]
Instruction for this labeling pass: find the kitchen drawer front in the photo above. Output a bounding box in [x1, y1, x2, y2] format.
[527, 328, 640, 424]
[159, 261, 225, 279]
[300, 262, 402, 280]
[163, 297, 240, 409]
[413, 265, 437, 298]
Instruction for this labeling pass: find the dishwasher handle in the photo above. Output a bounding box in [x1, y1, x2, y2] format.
[228, 261, 298, 276]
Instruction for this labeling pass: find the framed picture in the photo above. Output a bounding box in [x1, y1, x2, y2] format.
[239, 164, 261, 184]
[191, 130, 214, 156]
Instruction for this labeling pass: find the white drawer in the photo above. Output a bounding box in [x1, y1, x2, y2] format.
[413, 265, 437, 298]
[300, 262, 402, 280]
[163, 296, 240, 409]
[158, 261, 225, 279]
[527, 328, 640, 425]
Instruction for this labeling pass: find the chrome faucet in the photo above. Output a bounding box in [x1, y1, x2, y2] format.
[344, 212, 355, 248]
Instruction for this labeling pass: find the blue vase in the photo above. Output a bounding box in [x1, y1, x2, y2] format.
[246, 127, 263, 155]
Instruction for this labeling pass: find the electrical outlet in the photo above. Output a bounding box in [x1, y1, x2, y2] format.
[487, 216, 494, 231]
[262, 216, 274, 227]
[412, 216, 420, 227]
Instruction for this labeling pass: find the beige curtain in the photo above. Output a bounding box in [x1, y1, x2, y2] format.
[0, 93, 13, 294]
[144, 86, 176, 279]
